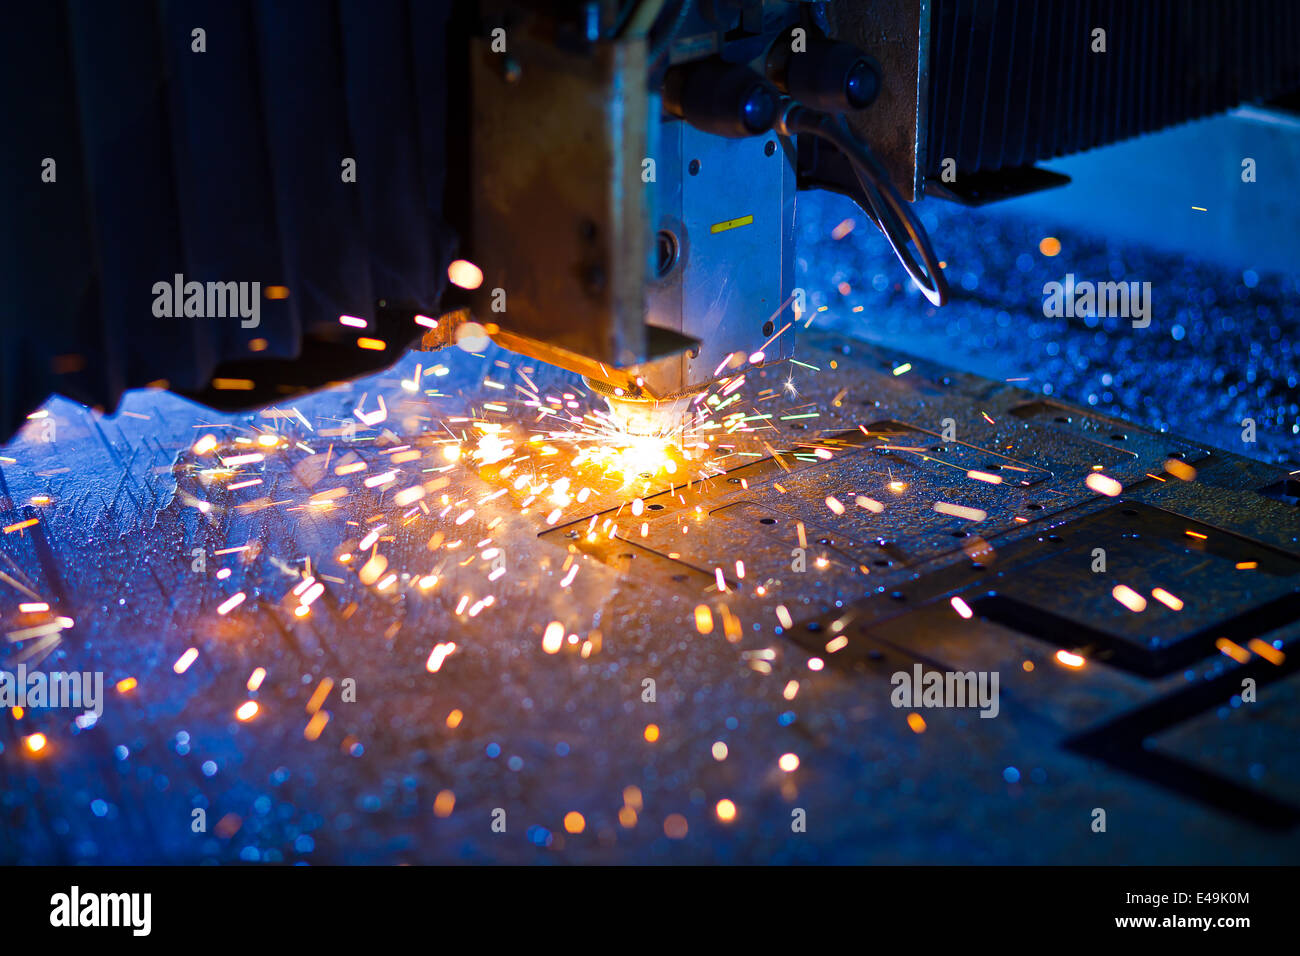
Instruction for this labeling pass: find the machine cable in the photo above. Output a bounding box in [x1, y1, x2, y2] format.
[776, 100, 949, 307]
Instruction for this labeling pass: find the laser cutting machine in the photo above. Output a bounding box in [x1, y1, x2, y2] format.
[4, 1, 1300, 865]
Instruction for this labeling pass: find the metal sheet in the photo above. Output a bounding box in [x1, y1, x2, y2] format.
[2, 330, 1298, 864]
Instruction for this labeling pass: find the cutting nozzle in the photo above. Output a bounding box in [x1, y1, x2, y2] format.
[584, 377, 694, 438]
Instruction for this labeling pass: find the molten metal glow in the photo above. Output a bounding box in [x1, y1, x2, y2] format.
[571, 433, 679, 483]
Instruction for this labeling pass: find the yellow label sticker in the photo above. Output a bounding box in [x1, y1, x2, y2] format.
[710, 214, 754, 234]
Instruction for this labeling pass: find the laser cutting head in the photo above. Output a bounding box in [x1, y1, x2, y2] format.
[420, 2, 806, 410]
[584, 377, 695, 438]
[421, 2, 936, 422]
